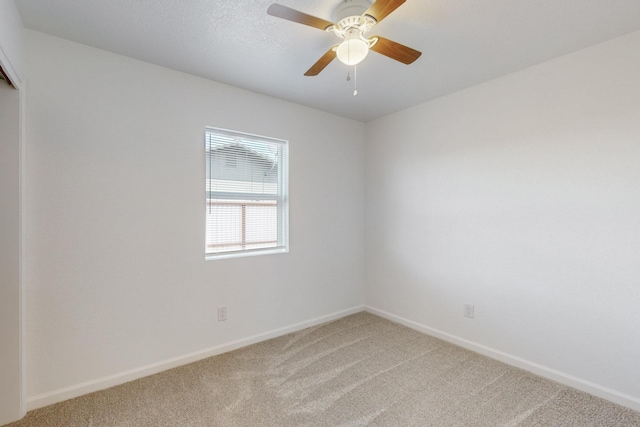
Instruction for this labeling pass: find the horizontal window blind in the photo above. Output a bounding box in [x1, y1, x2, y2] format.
[205, 127, 288, 258]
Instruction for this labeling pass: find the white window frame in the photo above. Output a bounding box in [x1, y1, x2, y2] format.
[205, 127, 289, 260]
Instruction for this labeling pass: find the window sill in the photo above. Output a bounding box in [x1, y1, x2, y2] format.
[205, 246, 288, 261]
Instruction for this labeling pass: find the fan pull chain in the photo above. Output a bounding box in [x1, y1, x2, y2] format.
[353, 64, 358, 96]
[345, 66, 358, 96]
[345, 36, 357, 95]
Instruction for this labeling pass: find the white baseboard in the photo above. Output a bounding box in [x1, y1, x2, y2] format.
[365, 305, 640, 413]
[27, 305, 365, 411]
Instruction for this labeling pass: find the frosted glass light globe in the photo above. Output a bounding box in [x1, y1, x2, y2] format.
[336, 31, 369, 65]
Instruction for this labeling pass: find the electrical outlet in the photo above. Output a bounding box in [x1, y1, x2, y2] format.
[218, 306, 227, 322]
[464, 304, 474, 319]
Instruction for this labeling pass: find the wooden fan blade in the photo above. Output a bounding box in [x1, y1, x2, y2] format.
[364, 0, 406, 23]
[370, 36, 421, 64]
[267, 4, 334, 31]
[305, 48, 337, 76]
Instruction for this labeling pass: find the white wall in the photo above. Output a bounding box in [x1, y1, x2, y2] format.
[0, 2, 24, 424]
[365, 30, 640, 410]
[0, 77, 23, 426]
[24, 30, 365, 407]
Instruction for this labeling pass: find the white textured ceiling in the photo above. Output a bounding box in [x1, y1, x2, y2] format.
[14, 0, 640, 122]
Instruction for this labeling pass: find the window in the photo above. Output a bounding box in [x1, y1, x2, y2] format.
[205, 127, 288, 259]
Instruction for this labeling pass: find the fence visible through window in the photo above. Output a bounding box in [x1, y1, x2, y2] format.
[205, 199, 278, 253]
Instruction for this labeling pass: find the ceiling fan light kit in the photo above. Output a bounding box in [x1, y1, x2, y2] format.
[267, 0, 421, 78]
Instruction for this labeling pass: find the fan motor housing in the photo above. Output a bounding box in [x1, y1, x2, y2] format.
[333, 0, 373, 23]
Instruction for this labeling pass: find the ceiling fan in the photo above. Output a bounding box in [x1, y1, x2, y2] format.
[267, 0, 422, 76]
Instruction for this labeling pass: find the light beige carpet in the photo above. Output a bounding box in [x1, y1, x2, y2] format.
[6, 312, 640, 426]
